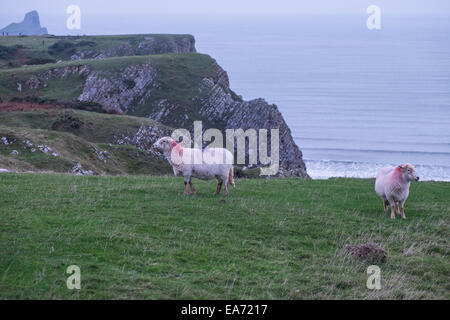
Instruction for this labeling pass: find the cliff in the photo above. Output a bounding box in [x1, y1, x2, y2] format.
[0, 11, 48, 36]
[0, 35, 308, 178]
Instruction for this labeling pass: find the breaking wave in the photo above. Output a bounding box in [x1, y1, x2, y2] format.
[305, 160, 450, 182]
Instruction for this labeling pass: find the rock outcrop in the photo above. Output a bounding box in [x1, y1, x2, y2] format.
[0, 11, 48, 36]
[78, 63, 157, 112]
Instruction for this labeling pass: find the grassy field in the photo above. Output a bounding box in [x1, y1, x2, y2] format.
[0, 173, 448, 299]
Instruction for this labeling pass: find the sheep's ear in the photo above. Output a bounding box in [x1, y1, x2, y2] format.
[398, 164, 406, 169]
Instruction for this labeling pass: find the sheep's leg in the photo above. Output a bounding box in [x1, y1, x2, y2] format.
[385, 195, 399, 219]
[400, 206, 406, 219]
[390, 204, 396, 219]
[189, 180, 196, 195]
[387, 197, 396, 219]
[215, 180, 223, 195]
[400, 201, 406, 219]
[383, 200, 389, 213]
[396, 202, 401, 215]
[224, 176, 229, 196]
[184, 180, 190, 195]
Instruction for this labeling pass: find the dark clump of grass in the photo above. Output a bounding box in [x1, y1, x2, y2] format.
[62, 101, 106, 114]
[0, 44, 22, 60]
[51, 110, 84, 131]
[344, 242, 388, 264]
[26, 57, 57, 65]
[47, 40, 77, 59]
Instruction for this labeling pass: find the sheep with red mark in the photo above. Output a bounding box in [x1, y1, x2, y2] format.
[375, 164, 420, 219]
[153, 136, 235, 195]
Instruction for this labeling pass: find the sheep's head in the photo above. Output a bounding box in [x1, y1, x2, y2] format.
[398, 164, 420, 182]
[153, 137, 184, 166]
[153, 136, 175, 153]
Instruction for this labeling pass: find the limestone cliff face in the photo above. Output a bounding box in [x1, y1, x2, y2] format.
[78, 63, 157, 111]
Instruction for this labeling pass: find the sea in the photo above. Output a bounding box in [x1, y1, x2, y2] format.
[26, 14, 450, 180]
[191, 16, 450, 181]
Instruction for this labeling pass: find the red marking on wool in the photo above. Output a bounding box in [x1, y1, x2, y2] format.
[171, 141, 183, 157]
[391, 166, 402, 181]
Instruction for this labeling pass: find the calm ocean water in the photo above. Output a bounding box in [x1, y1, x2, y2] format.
[191, 16, 450, 181]
[51, 15, 450, 180]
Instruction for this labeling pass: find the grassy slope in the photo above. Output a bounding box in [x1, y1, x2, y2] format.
[0, 109, 171, 175]
[0, 53, 218, 113]
[0, 109, 169, 142]
[0, 34, 195, 68]
[0, 174, 448, 299]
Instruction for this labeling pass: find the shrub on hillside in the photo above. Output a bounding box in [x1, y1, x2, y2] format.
[48, 40, 77, 57]
[26, 57, 56, 65]
[51, 110, 84, 131]
[0, 45, 22, 60]
[76, 41, 96, 47]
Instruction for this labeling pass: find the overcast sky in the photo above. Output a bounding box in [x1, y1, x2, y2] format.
[2, 0, 450, 17]
[1, 0, 449, 35]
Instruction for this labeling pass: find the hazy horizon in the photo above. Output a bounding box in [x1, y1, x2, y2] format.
[1, 0, 450, 36]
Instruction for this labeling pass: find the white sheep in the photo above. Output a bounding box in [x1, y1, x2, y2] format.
[153, 136, 235, 195]
[374, 164, 420, 219]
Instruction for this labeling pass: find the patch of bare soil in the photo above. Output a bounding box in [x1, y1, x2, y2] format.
[344, 242, 388, 263]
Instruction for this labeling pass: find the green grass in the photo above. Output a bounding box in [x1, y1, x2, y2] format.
[0, 174, 448, 299]
[0, 34, 194, 54]
[0, 34, 195, 68]
[41, 75, 85, 101]
[0, 36, 59, 52]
